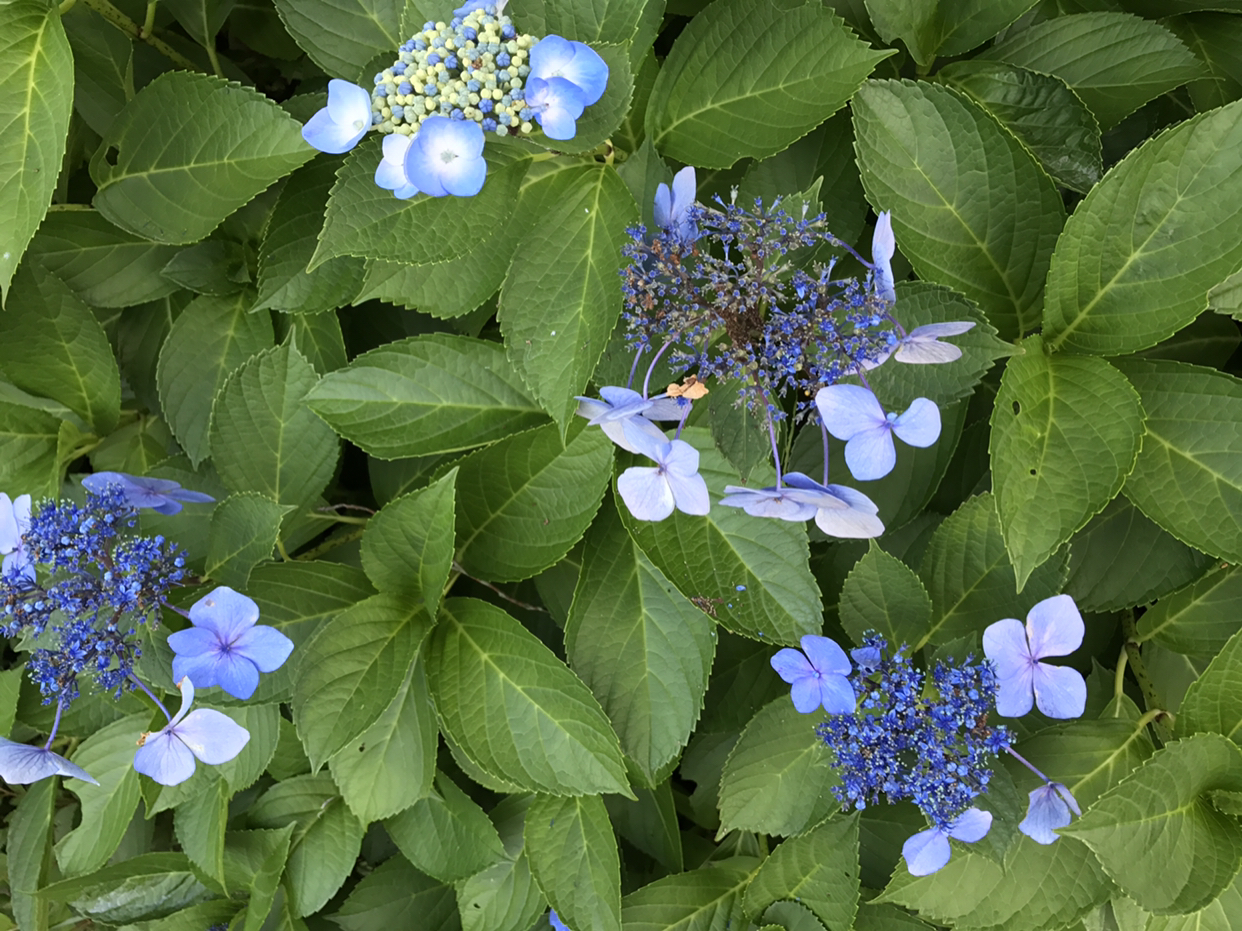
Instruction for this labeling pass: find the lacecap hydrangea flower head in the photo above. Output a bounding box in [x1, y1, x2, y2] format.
[301, 0, 610, 197]
[767, 595, 1091, 875]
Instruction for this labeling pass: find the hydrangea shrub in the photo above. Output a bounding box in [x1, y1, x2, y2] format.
[1, 0, 1242, 927]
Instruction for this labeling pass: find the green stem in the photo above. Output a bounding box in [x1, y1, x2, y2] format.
[58, 0, 77, 14]
[204, 42, 223, 78]
[305, 512, 370, 525]
[1112, 644, 1129, 716]
[276, 539, 291, 562]
[140, 0, 157, 36]
[1122, 611, 1163, 713]
[81, 0, 202, 71]
[295, 527, 364, 561]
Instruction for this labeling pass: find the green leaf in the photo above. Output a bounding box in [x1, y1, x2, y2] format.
[565, 497, 715, 785]
[990, 337, 1144, 589]
[54, 713, 148, 877]
[851, 79, 1065, 340]
[429, 597, 630, 796]
[539, 0, 653, 44]
[620, 862, 754, 930]
[273, 0, 400, 79]
[90, 72, 313, 244]
[861, 283, 1014, 412]
[744, 814, 859, 929]
[254, 156, 366, 314]
[361, 467, 456, 615]
[61, 4, 134, 137]
[161, 240, 250, 295]
[605, 781, 684, 873]
[525, 793, 622, 931]
[456, 813, 546, 931]
[0, 262, 121, 434]
[718, 696, 839, 837]
[205, 492, 290, 589]
[27, 208, 181, 307]
[0, 399, 61, 499]
[165, 0, 236, 50]
[293, 592, 430, 770]
[156, 290, 275, 466]
[222, 825, 294, 928]
[915, 493, 1069, 649]
[38, 853, 212, 925]
[173, 777, 229, 889]
[454, 421, 613, 582]
[248, 774, 366, 917]
[1115, 360, 1242, 563]
[0, 0, 72, 303]
[1043, 99, 1242, 354]
[707, 377, 770, 483]
[1063, 734, 1242, 915]
[305, 332, 548, 459]
[327, 659, 437, 822]
[328, 856, 458, 931]
[7, 778, 55, 931]
[1169, 12, 1242, 112]
[646, 0, 890, 168]
[498, 164, 637, 430]
[619, 427, 823, 646]
[839, 542, 933, 649]
[1017, 717, 1156, 810]
[1138, 564, 1242, 655]
[281, 311, 348, 374]
[210, 343, 339, 508]
[383, 769, 506, 882]
[864, 0, 1037, 68]
[937, 60, 1101, 194]
[1179, 627, 1242, 744]
[1066, 495, 1214, 615]
[981, 12, 1204, 129]
[313, 137, 527, 266]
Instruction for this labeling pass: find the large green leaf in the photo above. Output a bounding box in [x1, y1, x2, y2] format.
[273, 0, 400, 79]
[205, 492, 289, 589]
[498, 164, 637, 429]
[383, 769, 506, 882]
[210, 343, 339, 509]
[0, 0, 72, 303]
[1043, 99, 1242, 355]
[221, 825, 295, 930]
[38, 853, 214, 925]
[981, 12, 1204, 129]
[7, 777, 55, 931]
[454, 421, 613, 582]
[1063, 734, 1242, 915]
[292, 592, 431, 770]
[619, 428, 823, 646]
[645, 0, 889, 168]
[27, 208, 180, 307]
[852, 79, 1064, 339]
[864, 0, 1037, 68]
[1169, 12, 1242, 112]
[620, 863, 754, 930]
[937, 60, 1101, 194]
[839, 542, 933, 650]
[744, 814, 859, 929]
[1115, 360, 1242, 563]
[60, 3, 132, 137]
[1179, 627, 1242, 744]
[1138, 563, 1242, 655]
[915, 493, 1069, 649]
[329, 856, 457, 931]
[525, 793, 623, 931]
[565, 497, 715, 785]
[305, 333, 548, 458]
[428, 597, 630, 796]
[156, 290, 275, 466]
[0, 262, 121, 435]
[0, 399, 60, 499]
[90, 72, 313, 244]
[990, 337, 1144, 589]
[717, 696, 839, 837]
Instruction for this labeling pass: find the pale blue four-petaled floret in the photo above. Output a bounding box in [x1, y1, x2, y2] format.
[82, 470, 215, 516]
[1020, 781, 1082, 844]
[0, 735, 99, 785]
[301, 79, 373, 154]
[524, 76, 587, 140]
[770, 635, 856, 714]
[654, 166, 698, 243]
[403, 116, 488, 197]
[616, 428, 711, 521]
[903, 807, 993, 876]
[815, 384, 942, 481]
[132, 677, 251, 787]
[374, 133, 420, 199]
[983, 593, 1088, 719]
[719, 473, 884, 539]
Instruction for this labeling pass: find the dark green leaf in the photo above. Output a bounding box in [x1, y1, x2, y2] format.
[205, 492, 290, 589]
[865, 0, 1037, 67]
[525, 793, 622, 931]
[7, 778, 55, 931]
[39, 853, 212, 925]
[1179, 627, 1242, 744]
[1138, 563, 1242, 655]
[384, 769, 506, 882]
[361, 467, 457, 614]
[0, 399, 61, 499]
[839, 542, 933, 649]
[744, 814, 859, 929]
[61, 4, 134, 137]
[273, 0, 400, 79]
[620, 862, 753, 928]
[328, 856, 458, 931]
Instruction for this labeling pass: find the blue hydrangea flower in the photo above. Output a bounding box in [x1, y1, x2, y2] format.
[574, 386, 669, 454]
[871, 210, 896, 303]
[654, 166, 697, 242]
[1020, 781, 1080, 844]
[770, 635, 855, 714]
[455, 0, 506, 13]
[302, 79, 372, 154]
[374, 133, 420, 199]
[404, 116, 487, 197]
[168, 586, 293, 700]
[616, 433, 710, 521]
[133, 677, 250, 786]
[862, 321, 977, 370]
[719, 484, 820, 522]
[0, 736, 97, 785]
[529, 35, 608, 106]
[983, 594, 1087, 719]
[815, 385, 941, 481]
[549, 910, 571, 931]
[81, 472, 215, 516]
[781, 473, 885, 539]
[0, 492, 34, 581]
[903, 807, 992, 876]
[524, 76, 585, 140]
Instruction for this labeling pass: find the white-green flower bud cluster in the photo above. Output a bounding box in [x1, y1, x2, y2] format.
[371, 4, 537, 139]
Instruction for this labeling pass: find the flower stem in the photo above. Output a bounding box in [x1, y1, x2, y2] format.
[81, 0, 202, 71]
[642, 338, 675, 400]
[130, 675, 172, 724]
[820, 417, 831, 486]
[140, 0, 157, 35]
[1121, 610, 1164, 713]
[43, 700, 66, 750]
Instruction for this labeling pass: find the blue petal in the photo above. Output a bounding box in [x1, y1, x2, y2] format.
[173, 709, 250, 765]
[891, 398, 941, 448]
[817, 674, 856, 714]
[617, 466, 674, 521]
[233, 625, 294, 673]
[134, 730, 198, 786]
[844, 426, 897, 481]
[302, 107, 366, 155]
[212, 652, 261, 700]
[947, 807, 992, 842]
[902, 828, 951, 876]
[1019, 784, 1073, 844]
[1031, 662, 1087, 719]
[0, 738, 98, 784]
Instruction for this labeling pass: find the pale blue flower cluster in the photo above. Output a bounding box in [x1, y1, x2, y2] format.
[0, 473, 292, 788]
[773, 595, 1089, 876]
[301, 1, 609, 198]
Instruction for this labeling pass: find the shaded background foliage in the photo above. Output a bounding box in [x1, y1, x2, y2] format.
[1, 0, 1242, 927]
